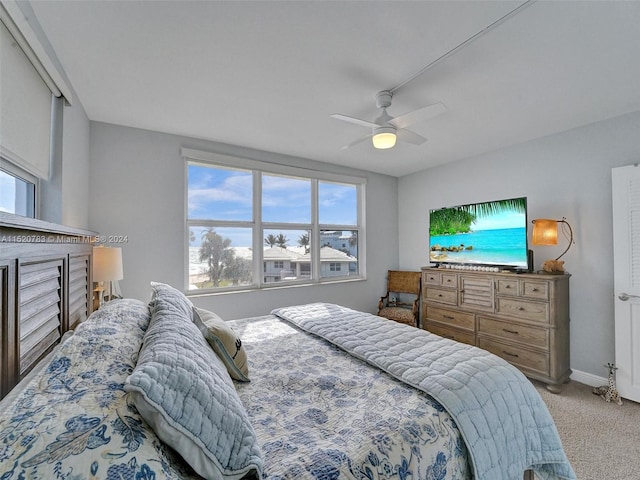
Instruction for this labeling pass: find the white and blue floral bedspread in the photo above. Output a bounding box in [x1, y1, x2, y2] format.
[230, 315, 471, 480]
[0, 299, 200, 480]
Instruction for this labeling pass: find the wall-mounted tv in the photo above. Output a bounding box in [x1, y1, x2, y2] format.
[429, 196, 528, 269]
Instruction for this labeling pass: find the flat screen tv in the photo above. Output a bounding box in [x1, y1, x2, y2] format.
[429, 196, 529, 270]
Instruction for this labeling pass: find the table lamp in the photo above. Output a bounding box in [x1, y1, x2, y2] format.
[531, 217, 574, 273]
[93, 245, 123, 308]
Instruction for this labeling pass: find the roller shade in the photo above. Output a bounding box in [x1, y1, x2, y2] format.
[0, 19, 52, 179]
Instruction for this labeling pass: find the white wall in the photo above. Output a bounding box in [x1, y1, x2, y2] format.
[398, 110, 640, 378]
[89, 122, 399, 319]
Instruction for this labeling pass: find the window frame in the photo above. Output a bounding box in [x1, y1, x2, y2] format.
[0, 157, 38, 218]
[183, 148, 366, 294]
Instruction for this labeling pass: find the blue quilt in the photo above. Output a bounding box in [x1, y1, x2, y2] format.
[271, 303, 576, 480]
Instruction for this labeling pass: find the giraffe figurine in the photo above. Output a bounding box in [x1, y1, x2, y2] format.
[592, 363, 623, 406]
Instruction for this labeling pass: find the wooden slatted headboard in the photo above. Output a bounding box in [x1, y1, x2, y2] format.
[0, 213, 96, 400]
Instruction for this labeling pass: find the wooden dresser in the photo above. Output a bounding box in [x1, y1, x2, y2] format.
[421, 267, 571, 392]
[1, 213, 96, 400]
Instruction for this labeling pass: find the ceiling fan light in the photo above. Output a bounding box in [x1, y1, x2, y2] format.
[372, 127, 397, 149]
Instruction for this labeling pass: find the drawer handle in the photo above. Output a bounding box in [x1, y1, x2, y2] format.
[443, 315, 455, 320]
[438, 294, 443, 297]
[518, 307, 525, 311]
[502, 351, 519, 358]
[503, 328, 519, 335]
[532, 288, 539, 292]
[505, 285, 511, 289]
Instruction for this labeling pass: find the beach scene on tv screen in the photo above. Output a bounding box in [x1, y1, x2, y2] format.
[429, 198, 528, 267]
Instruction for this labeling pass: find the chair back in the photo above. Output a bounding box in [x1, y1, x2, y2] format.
[387, 270, 421, 295]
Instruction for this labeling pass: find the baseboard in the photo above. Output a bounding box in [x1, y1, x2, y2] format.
[570, 369, 607, 387]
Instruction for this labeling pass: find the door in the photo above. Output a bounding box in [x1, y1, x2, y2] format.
[612, 164, 640, 402]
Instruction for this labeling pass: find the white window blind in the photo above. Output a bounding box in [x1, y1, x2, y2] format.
[0, 18, 52, 179]
[0, 0, 73, 182]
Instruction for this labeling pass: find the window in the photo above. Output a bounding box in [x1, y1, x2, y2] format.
[0, 164, 36, 217]
[185, 149, 365, 292]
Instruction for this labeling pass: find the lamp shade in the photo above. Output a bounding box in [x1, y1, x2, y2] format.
[372, 127, 397, 149]
[93, 246, 123, 281]
[531, 219, 558, 246]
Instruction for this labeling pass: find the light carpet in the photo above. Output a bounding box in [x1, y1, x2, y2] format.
[533, 380, 640, 480]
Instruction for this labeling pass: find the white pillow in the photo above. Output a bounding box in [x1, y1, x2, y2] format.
[193, 307, 249, 382]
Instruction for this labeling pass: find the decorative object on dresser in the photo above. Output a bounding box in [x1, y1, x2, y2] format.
[92, 245, 123, 308]
[377, 270, 421, 326]
[421, 266, 571, 393]
[531, 217, 574, 272]
[0, 212, 96, 400]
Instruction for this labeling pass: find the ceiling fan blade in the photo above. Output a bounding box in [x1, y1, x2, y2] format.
[331, 113, 378, 129]
[340, 133, 372, 150]
[397, 128, 427, 145]
[390, 102, 447, 129]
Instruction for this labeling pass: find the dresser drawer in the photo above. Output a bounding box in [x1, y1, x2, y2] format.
[425, 305, 475, 331]
[496, 278, 519, 296]
[425, 287, 458, 305]
[423, 271, 457, 287]
[477, 316, 549, 350]
[425, 322, 476, 346]
[423, 270, 441, 285]
[478, 337, 549, 375]
[522, 280, 549, 300]
[440, 273, 457, 288]
[496, 297, 549, 323]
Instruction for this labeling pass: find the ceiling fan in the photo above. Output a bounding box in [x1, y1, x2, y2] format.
[331, 90, 447, 150]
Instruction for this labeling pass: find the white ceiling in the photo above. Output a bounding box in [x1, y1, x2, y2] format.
[28, 0, 640, 177]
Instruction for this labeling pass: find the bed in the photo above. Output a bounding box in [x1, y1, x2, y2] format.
[0, 279, 576, 480]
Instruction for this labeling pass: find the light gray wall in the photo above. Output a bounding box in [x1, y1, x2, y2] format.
[89, 122, 399, 319]
[39, 98, 64, 224]
[38, 97, 91, 228]
[398, 110, 640, 379]
[61, 98, 91, 229]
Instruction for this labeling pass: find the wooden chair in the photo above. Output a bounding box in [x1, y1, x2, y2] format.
[377, 270, 422, 327]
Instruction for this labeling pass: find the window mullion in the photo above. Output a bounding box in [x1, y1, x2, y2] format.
[311, 179, 320, 281]
[253, 170, 263, 287]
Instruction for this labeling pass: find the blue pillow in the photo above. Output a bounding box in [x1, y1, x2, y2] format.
[126, 282, 262, 479]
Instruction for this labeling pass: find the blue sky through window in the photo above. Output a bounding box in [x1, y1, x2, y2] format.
[319, 181, 357, 225]
[262, 174, 311, 223]
[188, 165, 358, 248]
[188, 165, 252, 221]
